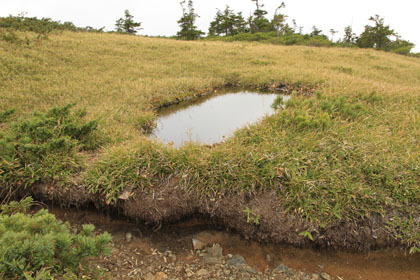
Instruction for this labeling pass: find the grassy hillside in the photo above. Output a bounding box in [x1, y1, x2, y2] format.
[1, 31, 420, 250]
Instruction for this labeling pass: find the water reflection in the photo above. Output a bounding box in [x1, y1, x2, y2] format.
[151, 90, 289, 147]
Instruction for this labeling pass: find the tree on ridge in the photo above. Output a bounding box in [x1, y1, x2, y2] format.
[177, 0, 204, 40]
[115, 10, 142, 35]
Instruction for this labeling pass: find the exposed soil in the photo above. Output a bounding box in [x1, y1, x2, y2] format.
[32, 181, 397, 252]
[48, 205, 420, 280]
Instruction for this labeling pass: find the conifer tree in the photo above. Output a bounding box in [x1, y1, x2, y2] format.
[310, 26, 323, 36]
[177, 0, 204, 40]
[250, 0, 271, 33]
[115, 10, 142, 34]
[272, 2, 290, 37]
[209, 6, 247, 36]
[357, 15, 414, 54]
[357, 15, 395, 50]
[343, 25, 357, 44]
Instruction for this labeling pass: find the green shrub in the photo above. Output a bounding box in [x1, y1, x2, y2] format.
[271, 95, 285, 109]
[0, 15, 104, 35]
[0, 197, 112, 279]
[285, 110, 331, 130]
[0, 104, 104, 197]
[206, 32, 333, 47]
[319, 96, 366, 120]
[0, 109, 15, 123]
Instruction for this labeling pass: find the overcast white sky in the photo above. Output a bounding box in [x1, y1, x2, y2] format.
[1, 0, 419, 51]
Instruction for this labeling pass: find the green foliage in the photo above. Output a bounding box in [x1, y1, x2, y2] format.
[249, 0, 272, 33]
[272, 2, 291, 37]
[208, 6, 247, 36]
[207, 11, 415, 55]
[207, 32, 332, 47]
[357, 15, 414, 54]
[389, 39, 416, 55]
[0, 197, 111, 279]
[243, 207, 261, 225]
[177, 0, 204, 40]
[0, 109, 15, 123]
[342, 25, 357, 45]
[282, 109, 331, 131]
[299, 230, 314, 241]
[0, 104, 103, 196]
[310, 26, 323, 36]
[1, 197, 33, 215]
[0, 14, 104, 36]
[387, 213, 420, 254]
[271, 95, 285, 109]
[115, 10, 142, 35]
[85, 140, 174, 204]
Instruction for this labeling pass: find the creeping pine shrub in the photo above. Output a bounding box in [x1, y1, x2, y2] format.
[0, 197, 112, 279]
[0, 104, 103, 197]
[271, 95, 285, 110]
[0, 15, 104, 35]
[0, 109, 15, 123]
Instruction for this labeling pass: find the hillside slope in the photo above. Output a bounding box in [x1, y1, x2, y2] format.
[1, 31, 420, 251]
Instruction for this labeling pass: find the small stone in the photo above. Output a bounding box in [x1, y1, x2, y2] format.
[311, 273, 320, 280]
[224, 269, 231, 276]
[226, 254, 256, 274]
[192, 238, 208, 251]
[196, 269, 209, 276]
[125, 232, 132, 242]
[244, 266, 257, 274]
[118, 190, 133, 200]
[265, 254, 271, 262]
[227, 254, 247, 267]
[185, 268, 194, 277]
[154, 272, 167, 280]
[320, 272, 331, 280]
[143, 272, 154, 280]
[201, 243, 223, 264]
[273, 263, 289, 273]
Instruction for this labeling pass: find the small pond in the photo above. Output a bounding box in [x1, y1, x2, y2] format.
[150, 90, 289, 147]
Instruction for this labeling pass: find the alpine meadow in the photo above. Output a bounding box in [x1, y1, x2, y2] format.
[1, 2, 420, 278]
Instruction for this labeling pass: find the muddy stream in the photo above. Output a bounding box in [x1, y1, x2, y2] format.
[49, 206, 420, 280]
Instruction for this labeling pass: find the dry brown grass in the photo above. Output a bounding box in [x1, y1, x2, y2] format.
[2, 31, 420, 250]
[2, 31, 419, 143]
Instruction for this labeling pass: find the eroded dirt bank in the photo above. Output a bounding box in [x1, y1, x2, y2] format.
[47, 203, 420, 280]
[33, 181, 398, 252]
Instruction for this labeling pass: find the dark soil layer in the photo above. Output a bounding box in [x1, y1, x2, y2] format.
[32, 182, 397, 251]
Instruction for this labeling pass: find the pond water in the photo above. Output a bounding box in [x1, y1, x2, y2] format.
[150, 90, 289, 147]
